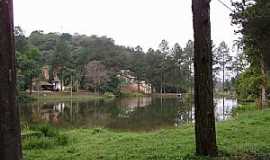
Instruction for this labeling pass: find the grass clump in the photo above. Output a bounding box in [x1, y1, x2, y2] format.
[24, 136, 56, 150]
[232, 103, 257, 116]
[22, 124, 69, 150]
[91, 128, 105, 135]
[34, 124, 59, 137]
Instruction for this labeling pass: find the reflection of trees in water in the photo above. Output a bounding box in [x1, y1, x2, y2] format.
[21, 100, 119, 127]
[60, 100, 120, 128]
[20, 102, 64, 125]
[175, 98, 193, 127]
[20, 97, 237, 131]
[107, 97, 188, 131]
[115, 97, 152, 117]
[214, 97, 238, 121]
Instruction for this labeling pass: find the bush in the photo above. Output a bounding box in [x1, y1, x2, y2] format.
[232, 103, 257, 116]
[56, 134, 69, 145]
[31, 124, 59, 137]
[235, 68, 262, 101]
[23, 124, 69, 150]
[92, 128, 104, 135]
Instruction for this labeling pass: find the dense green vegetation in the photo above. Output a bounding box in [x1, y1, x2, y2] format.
[231, 0, 270, 105]
[16, 27, 241, 96]
[21, 103, 270, 160]
[15, 28, 196, 94]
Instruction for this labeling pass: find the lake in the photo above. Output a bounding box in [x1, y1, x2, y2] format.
[20, 96, 237, 132]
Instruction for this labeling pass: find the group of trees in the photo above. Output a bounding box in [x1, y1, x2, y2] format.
[16, 26, 240, 95]
[15, 27, 198, 94]
[231, 0, 270, 106]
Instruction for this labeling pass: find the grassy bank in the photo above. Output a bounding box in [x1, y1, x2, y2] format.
[27, 91, 115, 102]
[22, 104, 270, 160]
[24, 91, 148, 103]
[119, 91, 145, 97]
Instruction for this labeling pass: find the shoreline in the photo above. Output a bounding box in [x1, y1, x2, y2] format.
[22, 103, 270, 159]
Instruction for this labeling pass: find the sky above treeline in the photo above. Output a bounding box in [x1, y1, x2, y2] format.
[14, 0, 237, 51]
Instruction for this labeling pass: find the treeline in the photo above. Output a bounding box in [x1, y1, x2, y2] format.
[16, 26, 241, 95]
[15, 27, 196, 94]
[231, 0, 270, 105]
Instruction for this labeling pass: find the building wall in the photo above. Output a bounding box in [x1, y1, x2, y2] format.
[41, 66, 50, 80]
[121, 83, 152, 94]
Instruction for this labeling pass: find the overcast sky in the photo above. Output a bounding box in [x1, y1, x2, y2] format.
[13, 0, 236, 50]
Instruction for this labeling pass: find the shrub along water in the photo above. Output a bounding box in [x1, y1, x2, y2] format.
[22, 124, 68, 150]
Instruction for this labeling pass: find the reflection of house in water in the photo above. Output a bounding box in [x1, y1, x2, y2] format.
[117, 70, 152, 94]
[117, 97, 152, 117]
[32, 103, 66, 124]
[175, 106, 194, 127]
[53, 103, 65, 112]
[21, 97, 239, 131]
[118, 97, 152, 109]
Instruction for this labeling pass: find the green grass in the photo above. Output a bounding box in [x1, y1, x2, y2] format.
[22, 104, 270, 160]
[22, 124, 69, 150]
[232, 103, 257, 115]
[30, 93, 114, 102]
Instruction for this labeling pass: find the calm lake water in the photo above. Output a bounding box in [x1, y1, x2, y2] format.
[20, 96, 237, 131]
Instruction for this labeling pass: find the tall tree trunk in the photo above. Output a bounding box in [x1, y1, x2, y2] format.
[29, 78, 33, 95]
[189, 62, 192, 94]
[61, 75, 63, 92]
[0, 0, 22, 159]
[160, 73, 163, 94]
[192, 0, 217, 156]
[76, 80, 79, 92]
[137, 81, 140, 93]
[222, 55, 225, 93]
[260, 56, 267, 108]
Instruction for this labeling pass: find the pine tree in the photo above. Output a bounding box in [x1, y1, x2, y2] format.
[192, 0, 218, 156]
[0, 0, 22, 159]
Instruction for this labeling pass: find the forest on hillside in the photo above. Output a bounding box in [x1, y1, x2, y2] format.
[15, 27, 243, 95]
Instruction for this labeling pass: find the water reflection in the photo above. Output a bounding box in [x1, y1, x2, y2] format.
[20, 96, 237, 131]
[215, 98, 238, 121]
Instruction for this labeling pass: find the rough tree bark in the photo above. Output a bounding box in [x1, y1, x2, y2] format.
[260, 55, 267, 108]
[192, 0, 218, 156]
[0, 0, 22, 159]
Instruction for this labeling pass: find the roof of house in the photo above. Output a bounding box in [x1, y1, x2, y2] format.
[40, 81, 53, 86]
